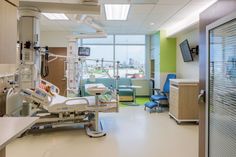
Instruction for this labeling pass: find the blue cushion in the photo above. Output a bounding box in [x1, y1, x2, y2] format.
[118, 78, 132, 86]
[163, 74, 176, 94]
[151, 95, 168, 101]
[145, 101, 158, 109]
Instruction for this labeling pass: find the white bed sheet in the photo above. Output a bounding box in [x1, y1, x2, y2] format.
[49, 94, 90, 106]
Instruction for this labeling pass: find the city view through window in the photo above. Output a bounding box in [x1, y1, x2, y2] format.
[80, 35, 146, 79]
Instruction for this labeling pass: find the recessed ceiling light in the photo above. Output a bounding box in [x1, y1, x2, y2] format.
[42, 13, 69, 20]
[105, 4, 130, 20]
[150, 22, 155, 26]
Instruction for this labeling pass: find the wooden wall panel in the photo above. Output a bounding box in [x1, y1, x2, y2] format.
[7, 0, 19, 6]
[0, 0, 17, 64]
[199, 1, 236, 157]
[43, 48, 67, 96]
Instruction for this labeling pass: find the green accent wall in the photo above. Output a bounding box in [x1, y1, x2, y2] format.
[157, 30, 176, 73]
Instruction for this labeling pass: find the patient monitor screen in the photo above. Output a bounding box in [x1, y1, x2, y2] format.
[78, 47, 90, 56]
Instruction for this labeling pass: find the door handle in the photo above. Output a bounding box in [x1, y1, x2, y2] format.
[198, 90, 206, 104]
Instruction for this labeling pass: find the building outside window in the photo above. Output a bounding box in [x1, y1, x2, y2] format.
[80, 35, 146, 79]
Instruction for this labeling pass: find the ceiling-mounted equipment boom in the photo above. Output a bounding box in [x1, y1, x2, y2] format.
[77, 15, 104, 32]
[80, 0, 99, 5]
[19, 1, 101, 15]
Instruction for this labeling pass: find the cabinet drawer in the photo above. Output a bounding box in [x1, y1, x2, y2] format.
[169, 103, 178, 118]
[170, 86, 179, 106]
[169, 85, 179, 118]
[8, 0, 19, 6]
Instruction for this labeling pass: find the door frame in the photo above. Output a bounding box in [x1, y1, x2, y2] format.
[205, 11, 236, 157]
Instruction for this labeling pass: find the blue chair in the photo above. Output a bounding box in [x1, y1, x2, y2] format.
[144, 74, 176, 112]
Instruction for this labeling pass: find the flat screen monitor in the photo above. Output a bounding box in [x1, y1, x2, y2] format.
[78, 47, 90, 56]
[179, 40, 193, 62]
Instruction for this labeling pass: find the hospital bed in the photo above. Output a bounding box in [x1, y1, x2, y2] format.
[7, 79, 118, 137]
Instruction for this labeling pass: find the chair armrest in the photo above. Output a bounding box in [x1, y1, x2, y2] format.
[152, 88, 160, 93]
[152, 88, 160, 91]
[152, 88, 165, 95]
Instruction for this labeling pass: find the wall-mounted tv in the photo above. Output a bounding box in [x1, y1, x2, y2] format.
[179, 39, 193, 62]
[78, 47, 90, 56]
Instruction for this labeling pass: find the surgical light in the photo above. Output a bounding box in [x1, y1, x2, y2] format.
[42, 13, 69, 20]
[105, 4, 130, 20]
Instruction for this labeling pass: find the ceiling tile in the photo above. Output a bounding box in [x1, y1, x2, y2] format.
[34, 0, 217, 34]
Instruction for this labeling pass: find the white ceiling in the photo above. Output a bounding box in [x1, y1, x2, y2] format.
[20, 0, 215, 34]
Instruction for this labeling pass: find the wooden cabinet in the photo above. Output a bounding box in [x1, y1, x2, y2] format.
[0, 93, 7, 117]
[8, 0, 19, 6]
[169, 79, 199, 124]
[0, 0, 18, 64]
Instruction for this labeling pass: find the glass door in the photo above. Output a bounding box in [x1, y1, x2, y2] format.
[207, 17, 236, 157]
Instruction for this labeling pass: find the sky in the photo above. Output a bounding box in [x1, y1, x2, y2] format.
[80, 35, 146, 65]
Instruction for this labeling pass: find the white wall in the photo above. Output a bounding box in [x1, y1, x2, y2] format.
[145, 35, 151, 80]
[150, 33, 161, 89]
[41, 31, 72, 47]
[176, 28, 199, 79]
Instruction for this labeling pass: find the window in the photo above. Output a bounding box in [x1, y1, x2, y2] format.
[115, 35, 145, 44]
[115, 45, 145, 78]
[80, 35, 146, 79]
[83, 35, 114, 44]
[82, 45, 114, 78]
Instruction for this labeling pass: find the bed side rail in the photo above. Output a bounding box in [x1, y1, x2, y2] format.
[21, 88, 53, 106]
[63, 97, 89, 105]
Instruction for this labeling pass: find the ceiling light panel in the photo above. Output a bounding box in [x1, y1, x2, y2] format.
[42, 13, 69, 20]
[105, 4, 130, 20]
